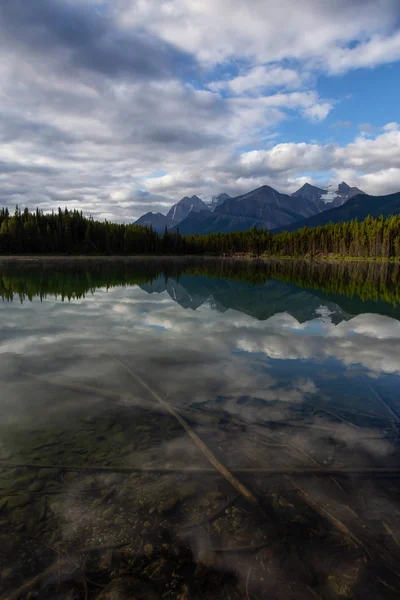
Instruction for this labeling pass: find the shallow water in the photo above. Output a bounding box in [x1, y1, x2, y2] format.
[1, 258, 400, 599]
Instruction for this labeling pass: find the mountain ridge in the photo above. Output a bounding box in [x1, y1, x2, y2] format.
[133, 211, 176, 233]
[176, 184, 327, 234]
[133, 181, 371, 235]
[273, 191, 400, 233]
[166, 195, 210, 223]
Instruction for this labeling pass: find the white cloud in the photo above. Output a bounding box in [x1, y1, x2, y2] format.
[208, 66, 306, 95]
[115, 0, 399, 70]
[347, 168, 400, 196]
[239, 142, 332, 174]
[335, 123, 400, 171]
[232, 123, 400, 195]
[326, 30, 400, 73]
[237, 312, 400, 375]
[302, 103, 333, 122]
[144, 121, 400, 199]
[0, 0, 399, 216]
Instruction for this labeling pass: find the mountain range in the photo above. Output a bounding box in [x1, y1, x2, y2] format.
[273, 190, 400, 233]
[139, 273, 400, 322]
[291, 181, 365, 207]
[133, 181, 399, 235]
[140, 274, 348, 323]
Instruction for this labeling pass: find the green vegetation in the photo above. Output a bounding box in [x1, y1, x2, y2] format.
[1, 257, 399, 307]
[0, 206, 159, 255]
[1, 206, 400, 260]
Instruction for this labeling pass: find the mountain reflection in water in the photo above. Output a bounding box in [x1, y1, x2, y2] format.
[0, 257, 400, 600]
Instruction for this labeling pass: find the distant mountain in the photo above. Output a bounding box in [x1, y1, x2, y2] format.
[292, 181, 365, 208]
[174, 210, 222, 235]
[273, 191, 400, 233]
[133, 181, 368, 236]
[133, 212, 176, 233]
[209, 193, 231, 211]
[167, 195, 211, 223]
[140, 274, 348, 323]
[291, 183, 327, 204]
[140, 272, 400, 323]
[177, 185, 326, 235]
[322, 181, 366, 207]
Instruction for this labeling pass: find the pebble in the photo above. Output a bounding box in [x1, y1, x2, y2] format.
[178, 481, 198, 500]
[95, 577, 160, 599]
[2, 494, 31, 511]
[11, 475, 35, 490]
[37, 468, 60, 480]
[157, 498, 178, 515]
[103, 508, 115, 520]
[28, 480, 45, 493]
[1, 568, 13, 579]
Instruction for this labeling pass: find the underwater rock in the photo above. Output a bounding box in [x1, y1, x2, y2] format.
[157, 497, 178, 515]
[48, 500, 65, 517]
[2, 494, 31, 511]
[36, 498, 47, 522]
[327, 557, 364, 597]
[28, 480, 45, 493]
[11, 474, 35, 490]
[96, 577, 160, 600]
[178, 481, 198, 500]
[0, 497, 9, 513]
[37, 468, 61, 480]
[103, 507, 115, 521]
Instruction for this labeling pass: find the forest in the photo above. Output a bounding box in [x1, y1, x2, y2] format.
[1, 206, 400, 259]
[1, 257, 399, 308]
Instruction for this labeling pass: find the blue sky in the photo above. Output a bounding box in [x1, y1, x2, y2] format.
[0, 0, 399, 221]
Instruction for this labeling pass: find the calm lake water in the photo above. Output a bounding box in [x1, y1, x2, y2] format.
[1, 257, 400, 599]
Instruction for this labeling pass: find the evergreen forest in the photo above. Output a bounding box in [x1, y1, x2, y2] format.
[1, 257, 399, 308]
[1, 206, 400, 260]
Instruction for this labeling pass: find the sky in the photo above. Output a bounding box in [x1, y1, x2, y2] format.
[0, 0, 400, 222]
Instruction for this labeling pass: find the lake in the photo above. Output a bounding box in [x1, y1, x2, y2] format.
[1, 257, 400, 599]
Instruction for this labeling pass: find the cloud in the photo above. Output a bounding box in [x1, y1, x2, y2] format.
[0, 0, 399, 217]
[326, 30, 400, 73]
[236, 312, 400, 375]
[208, 66, 307, 95]
[229, 123, 400, 195]
[0, 0, 193, 80]
[115, 0, 399, 69]
[238, 143, 333, 175]
[302, 103, 333, 122]
[141, 121, 400, 199]
[2, 277, 398, 595]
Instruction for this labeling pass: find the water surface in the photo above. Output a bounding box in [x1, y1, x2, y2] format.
[1, 258, 400, 599]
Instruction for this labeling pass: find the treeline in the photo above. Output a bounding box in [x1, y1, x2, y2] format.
[0, 207, 159, 255]
[1, 257, 400, 308]
[183, 214, 400, 259]
[1, 206, 400, 259]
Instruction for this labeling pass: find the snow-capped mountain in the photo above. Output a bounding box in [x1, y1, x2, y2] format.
[166, 195, 211, 223]
[320, 182, 366, 207]
[291, 181, 365, 207]
[208, 193, 231, 211]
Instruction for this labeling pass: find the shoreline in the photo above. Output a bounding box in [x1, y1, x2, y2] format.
[0, 254, 398, 265]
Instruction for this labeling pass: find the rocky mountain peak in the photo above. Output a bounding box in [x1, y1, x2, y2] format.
[166, 194, 210, 223]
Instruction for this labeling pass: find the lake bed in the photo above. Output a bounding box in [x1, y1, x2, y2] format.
[1, 258, 400, 599]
